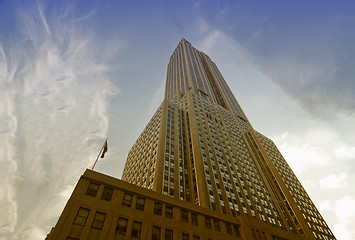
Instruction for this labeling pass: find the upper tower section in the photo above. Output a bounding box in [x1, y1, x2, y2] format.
[165, 38, 250, 124]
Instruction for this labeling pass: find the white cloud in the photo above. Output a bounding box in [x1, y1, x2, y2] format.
[318, 196, 355, 240]
[318, 200, 332, 211]
[319, 173, 348, 189]
[147, 80, 165, 117]
[334, 146, 355, 158]
[0, 44, 18, 235]
[195, 17, 211, 35]
[58, 185, 75, 199]
[274, 130, 333, 174]
[0, 1, 120, 239]
[272, 129, 355, 175]
[200, 28, 222, 53]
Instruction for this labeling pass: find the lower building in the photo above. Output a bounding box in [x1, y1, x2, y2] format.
[46, 169, 308, 240]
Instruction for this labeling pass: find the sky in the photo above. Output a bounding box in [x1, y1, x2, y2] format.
[0, 0, 355, 239]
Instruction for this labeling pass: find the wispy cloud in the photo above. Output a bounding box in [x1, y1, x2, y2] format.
[147, 80, 165, 117]
[334, 146, 355, 158]
[0, 1, 119, 239]
[319, 173, 348, 189]
[273, 130, 335, 174]
[318, 196, 355, 240]
[196, 1, 355, 119]
[0, 41, 19, 237]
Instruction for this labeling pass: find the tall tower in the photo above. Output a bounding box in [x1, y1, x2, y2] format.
[47, 39, 336, 240]
[121, 38, 335, 240]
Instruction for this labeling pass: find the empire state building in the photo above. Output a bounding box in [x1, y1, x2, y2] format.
[47, 39, 336, 240]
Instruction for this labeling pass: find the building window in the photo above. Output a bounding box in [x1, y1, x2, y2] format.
[73, 207, 90, 226]
[193, 235, 200, 240]
[91, 212, 106, 230]
[226, 223, 233, 235]
[135, 197, 145, 210]
[181, 209, 188, 223]
[66, 238, 79, 240]
[182, 233, 189, 240]
[101, 186, 114, 201]
[152, 226, 161, 240]
[131, 221, 142, 239]
[154, 202, 162, 215]
[122, 193, 133, 207]
[86, 182, 99, 197]
[164, 229, 173, 240]
[165, 205, 173, 218]
[205, 216, 212, 229]
[191, 212, 198, 226]
[213, 219, 220, 231]
[116, 217, 128, 235]
[234, 225, 241, 236]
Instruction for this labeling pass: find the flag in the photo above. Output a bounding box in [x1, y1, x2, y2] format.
[101, 139, 108, 158]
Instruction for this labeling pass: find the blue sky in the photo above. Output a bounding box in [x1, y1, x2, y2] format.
[1, 1, 355, 239]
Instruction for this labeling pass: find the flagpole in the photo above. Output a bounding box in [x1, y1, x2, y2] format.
[91, 138, 108, 170]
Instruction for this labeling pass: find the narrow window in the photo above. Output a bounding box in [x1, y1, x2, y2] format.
[165, 229, 173, 240]
[152, 226, 161, 240]
[73, 207, 90, 226]
[131, 221, 142, 239]
[233, 225, 241, 236]
[135, 197, 145, 210]
[101, 186, 114, 201]
[91, 212, 106, 230]
[213, 219, 220, 232]
[226, 222, 233, 235]
[182, 233, 189, 240]
[122, 193, 133, 207]
[154, 202, 162, 215]
[252, 229, 257, 239]
[205, 216, 211, 229]
[165, 205, 173, 219]
[86, 182, 99, 197]
[116, 217, 128, 235]
[191, 212, 198, 226]
[181, 209, 188, 223]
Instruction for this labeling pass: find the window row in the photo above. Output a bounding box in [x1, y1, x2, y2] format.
[86, 182, 113, 201]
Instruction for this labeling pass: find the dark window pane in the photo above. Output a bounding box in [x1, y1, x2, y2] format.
[165, 205, 173, 219]
[73, 207, 90, 226]
[226, 223, 233, 235]
[262, 232, 267, 240]
[191, 212, 198, 225]
[154, 202, 162, 215]
[234, 225, 241, 236]
[152, 226, 161, 240]
[252, 229, 257, 239]
[193, 235, 200, 240]
[101, 186, 113, 201]
[165, 229, 173, 240]
[86, 182, 99, 197]
[122, 193, 133, 207]
[213, 219, 220, 231]
[135, 197, 145, 210]
[205, 216, 211, 229]
[116, 217, 128, 235]
[181, 210, 188, 223]
[182, 233, 189, 240]
[91, 212, 106, 230]
[131, 221, 142, 238]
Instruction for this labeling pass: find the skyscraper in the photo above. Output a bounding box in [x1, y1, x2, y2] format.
[47, 39, 336, 240]
[121, 38, 335, 240]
